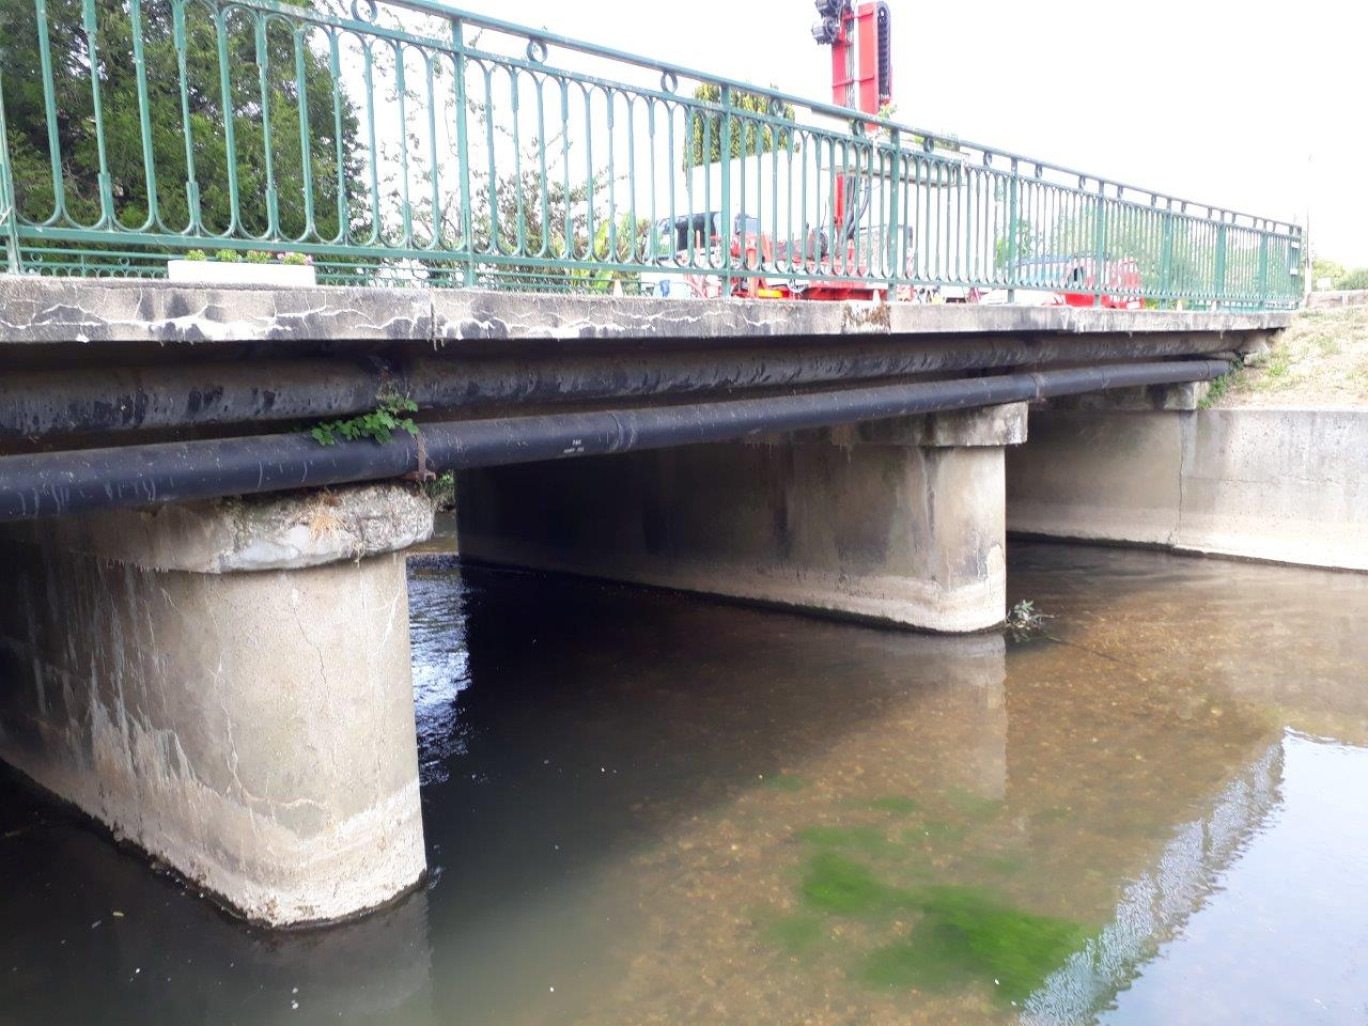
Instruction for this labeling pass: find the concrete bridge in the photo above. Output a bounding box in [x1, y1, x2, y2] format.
[0, 273, 1284, 926]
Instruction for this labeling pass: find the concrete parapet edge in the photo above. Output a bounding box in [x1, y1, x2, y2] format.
[0, 277, 1291, 347]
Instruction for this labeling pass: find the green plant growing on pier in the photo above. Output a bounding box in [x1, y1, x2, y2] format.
[310, 393, 418, 447]
[1005, 599, 1051, 641]
[281, 252, 311, 267]
[185, 249, 208, 261]
[424, 470, 456, 511]
[214, 249, 241, 264]
[1199, 371, 1239, 408]
[245, 250, 272, 265]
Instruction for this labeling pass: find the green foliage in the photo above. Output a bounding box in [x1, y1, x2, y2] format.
[1336, 267, 1368, 291]
[864, 796, 920, 815]
[761, 913, 825, 955]
[762, 772, 805, 791]
[185, 249, 207, 261]
[1312, 256, 1345, 287]
[862, 884, 1091, 1003]
[994, 218, 1035, 271]
[1041, 207, 1207, 297]
[310, 394, 419, 447]
[245, 250, 271, 264]
[800, 852, 913, 916]
[564, 214, 651, 292]
[418, 100, 639, 293]
[214, 249, 240, 263]
[281, 251, 310, 267]
[685, 84, 796, 169]
[1199, 371, 1237, 408]
[797, 825, 898, 858]
[423, 470, 456, 511]
[1, 0, 365, 251]
[1005, 599, 1051, 640]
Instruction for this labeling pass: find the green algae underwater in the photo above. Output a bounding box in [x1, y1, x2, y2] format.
[765, 806, 1096, 1008]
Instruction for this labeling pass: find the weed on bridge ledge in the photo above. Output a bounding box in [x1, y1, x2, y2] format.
[309, 394, 419, 447]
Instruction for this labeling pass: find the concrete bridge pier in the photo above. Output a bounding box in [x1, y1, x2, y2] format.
[457, 403, 1027, 633]
[0, 485, 433, 927]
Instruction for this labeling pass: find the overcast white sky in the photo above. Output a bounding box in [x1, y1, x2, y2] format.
[448, 0, 1367, 266]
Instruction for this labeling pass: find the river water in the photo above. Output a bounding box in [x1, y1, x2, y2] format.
[3, 542, 1367, 1025]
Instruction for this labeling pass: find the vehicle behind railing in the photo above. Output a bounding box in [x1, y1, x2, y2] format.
[0, 0, 1303, 309]
[980, 255, 1144, 309]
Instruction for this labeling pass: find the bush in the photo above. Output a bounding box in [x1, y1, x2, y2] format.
[281, 252, 311, 267]
[1335, 268, 1368, 291]
[245, 250, 272, 264]
[214, 249, 240, 263]
[185, 249, 207, 261]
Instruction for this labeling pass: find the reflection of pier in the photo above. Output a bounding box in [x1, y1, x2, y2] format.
[1022, 741, 1285, 1024]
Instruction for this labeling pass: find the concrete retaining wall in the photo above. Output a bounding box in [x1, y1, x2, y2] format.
[1007, 408, 1368, 571]
[1307, 290, 1368, 309]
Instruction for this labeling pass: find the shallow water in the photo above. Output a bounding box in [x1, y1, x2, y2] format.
[3, 542, 1367, 1025]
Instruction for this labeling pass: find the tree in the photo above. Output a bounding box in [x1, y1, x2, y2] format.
[413, 100, 650, 294]
[994, 218, 1035, 271]
[1336, 267, 1368, 291]
[0, 0, 365, 249]
[1312, 256, 1345, 288]
[685, 84, 795, 169]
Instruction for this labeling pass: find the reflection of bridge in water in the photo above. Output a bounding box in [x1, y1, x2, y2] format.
[1023, 740, 1285, 1024]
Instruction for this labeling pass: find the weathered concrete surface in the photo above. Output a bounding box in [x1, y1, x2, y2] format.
[0, 277, 1290, 348]
[1, 484, 434, 573]
[821, 402, 1028, 448]
[1049, 380, 1211, 412]
[457, 407, 1024, 632]
[0, 484, 433, 926]
[1007, 408, 1368, 571]
[0, 277, 432, 345]
[1307, 290, 1368, 309]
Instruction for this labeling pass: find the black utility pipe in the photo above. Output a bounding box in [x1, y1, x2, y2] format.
[0, 333, 1236, 439]
[0, 360, 1227, 522]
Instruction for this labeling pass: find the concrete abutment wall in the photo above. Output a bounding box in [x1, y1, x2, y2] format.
[0, 485, 434, 926]
[1008, 407, 1368, 571]
[457, 405, 1027, 633]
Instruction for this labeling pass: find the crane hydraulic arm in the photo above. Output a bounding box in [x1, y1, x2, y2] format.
[812, 0, 892, 116]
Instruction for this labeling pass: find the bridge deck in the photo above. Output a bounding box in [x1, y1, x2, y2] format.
[0, 276, 1282, 521]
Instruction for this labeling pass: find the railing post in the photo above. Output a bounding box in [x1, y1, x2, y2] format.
[1256, 222, 1270, 311]
[719, 84, 733, 281]
[450, 16, 476, 287]
[885, 128, 901, 286]
[82, 0, 117, 229]
[172, 0, 203, 233]
[1006, 158, 1020, 303]
[1092, 179, 1107, 307]
[1159, 202, 1175, 310]
[0, 70, 20, 274]
[1214, 215, 1228, 310]
[1292, 228, 1306, 306]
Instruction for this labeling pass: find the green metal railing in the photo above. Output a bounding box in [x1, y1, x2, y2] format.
[0, 0, 1303, 307]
